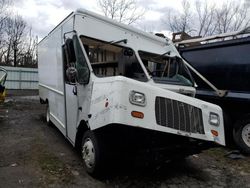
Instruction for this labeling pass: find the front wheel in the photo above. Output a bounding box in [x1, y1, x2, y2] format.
[81, 131, 104, 176]
[233, 118, 250, 154]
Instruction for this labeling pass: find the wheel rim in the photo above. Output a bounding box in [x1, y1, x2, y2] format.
[242, 124, 250, 147]
[82, 138, 95, 169]
[46, 107, 50, 123]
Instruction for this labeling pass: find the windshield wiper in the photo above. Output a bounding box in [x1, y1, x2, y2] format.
[109, 39, 127, 45]
[96, 39, 127, 49]
[154, 51, 171, 59]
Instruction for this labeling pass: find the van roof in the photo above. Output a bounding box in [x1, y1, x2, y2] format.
[40, 8, 169, 45]
[75, 9, 168, 44]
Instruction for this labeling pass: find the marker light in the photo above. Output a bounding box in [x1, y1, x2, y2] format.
[211, 130, 219, 137]
[131, 111, 144, 119]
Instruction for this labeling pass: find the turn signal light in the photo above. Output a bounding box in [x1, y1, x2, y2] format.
[211, 130, 219, 137]
[131, 111, 144, 119]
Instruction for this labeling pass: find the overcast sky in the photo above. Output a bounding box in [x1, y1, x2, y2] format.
[12, 0, 246, 40]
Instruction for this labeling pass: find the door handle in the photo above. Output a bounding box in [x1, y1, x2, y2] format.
[73, 85, 77, 95]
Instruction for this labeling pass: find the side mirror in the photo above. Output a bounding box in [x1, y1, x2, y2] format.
[66, 66, 77, 83]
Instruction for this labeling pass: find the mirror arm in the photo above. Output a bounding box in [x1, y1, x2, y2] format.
[73, 85, 77, 95]
[63, 30, 77, 42]
[183, 60, 227, 97]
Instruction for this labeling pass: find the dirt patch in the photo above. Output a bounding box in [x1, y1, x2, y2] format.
[29, 138, 74, 186]
[204, 147, 250, 174]
[6, 89, 38, 97]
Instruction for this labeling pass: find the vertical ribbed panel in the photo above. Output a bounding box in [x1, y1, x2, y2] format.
[155, 97, 205, 134]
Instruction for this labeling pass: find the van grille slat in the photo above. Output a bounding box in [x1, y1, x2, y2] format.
[155, 97, 205, 134]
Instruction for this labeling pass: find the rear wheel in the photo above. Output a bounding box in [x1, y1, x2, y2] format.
[233, 118, 250, 154]
[46, 104, 52, 126]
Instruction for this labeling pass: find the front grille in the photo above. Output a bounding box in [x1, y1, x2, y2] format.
[155, 97, 205, 134]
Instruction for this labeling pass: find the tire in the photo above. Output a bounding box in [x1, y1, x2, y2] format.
[81, 131, 104, 176]
[46, 104, 52, 126]
[233, 118, 250, 155]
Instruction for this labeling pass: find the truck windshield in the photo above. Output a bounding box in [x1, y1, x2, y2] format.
[139, 51, 194, 86]
[80, 36, 147, 82]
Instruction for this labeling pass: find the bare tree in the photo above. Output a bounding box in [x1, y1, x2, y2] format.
[0, 0, 11, 63]
[164, 0, 250, 37]
[0, 1, 37, 67]
[97, 0, 145, 24]
[215, 2, 250, 33]
[195, 0, 216, 36]
[165, 0, 193, 34]
[21, 27, 38, 66]
[0, 0, 11, 36]
[5, 15, 27, 66]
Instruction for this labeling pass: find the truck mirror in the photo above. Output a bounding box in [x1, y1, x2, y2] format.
[66, 66, 77, 83]
[123, 48, 134, 56]
[65, 38, 76, 63]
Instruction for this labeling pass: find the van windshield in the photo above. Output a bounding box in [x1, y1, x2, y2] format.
[80, 36, 147, 82]
[139, 51, 194, 86]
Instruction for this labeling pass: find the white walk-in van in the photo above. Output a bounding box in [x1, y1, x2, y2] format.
[38, 9, 225, 175]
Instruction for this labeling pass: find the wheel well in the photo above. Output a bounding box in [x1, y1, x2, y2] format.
[240, 113, 250, 121]
[233, 113, 250, 128]
[75, 120, 90, 151]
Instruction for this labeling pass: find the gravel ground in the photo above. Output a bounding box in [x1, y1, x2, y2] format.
[0, 93, 250, 188]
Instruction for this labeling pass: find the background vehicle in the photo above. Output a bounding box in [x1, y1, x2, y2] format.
[176, 28, 250, 154]
[0, 67, 7, 104]
[38, 9, 225, 175]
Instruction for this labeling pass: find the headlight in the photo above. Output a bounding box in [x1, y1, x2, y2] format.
[129, 91, 146, 106]
[209, 112, 220, 126]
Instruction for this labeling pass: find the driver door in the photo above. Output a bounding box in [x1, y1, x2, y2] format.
[63, 33, 92, 144]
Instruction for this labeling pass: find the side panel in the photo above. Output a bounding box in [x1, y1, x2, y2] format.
[38, 27, 66, 135]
